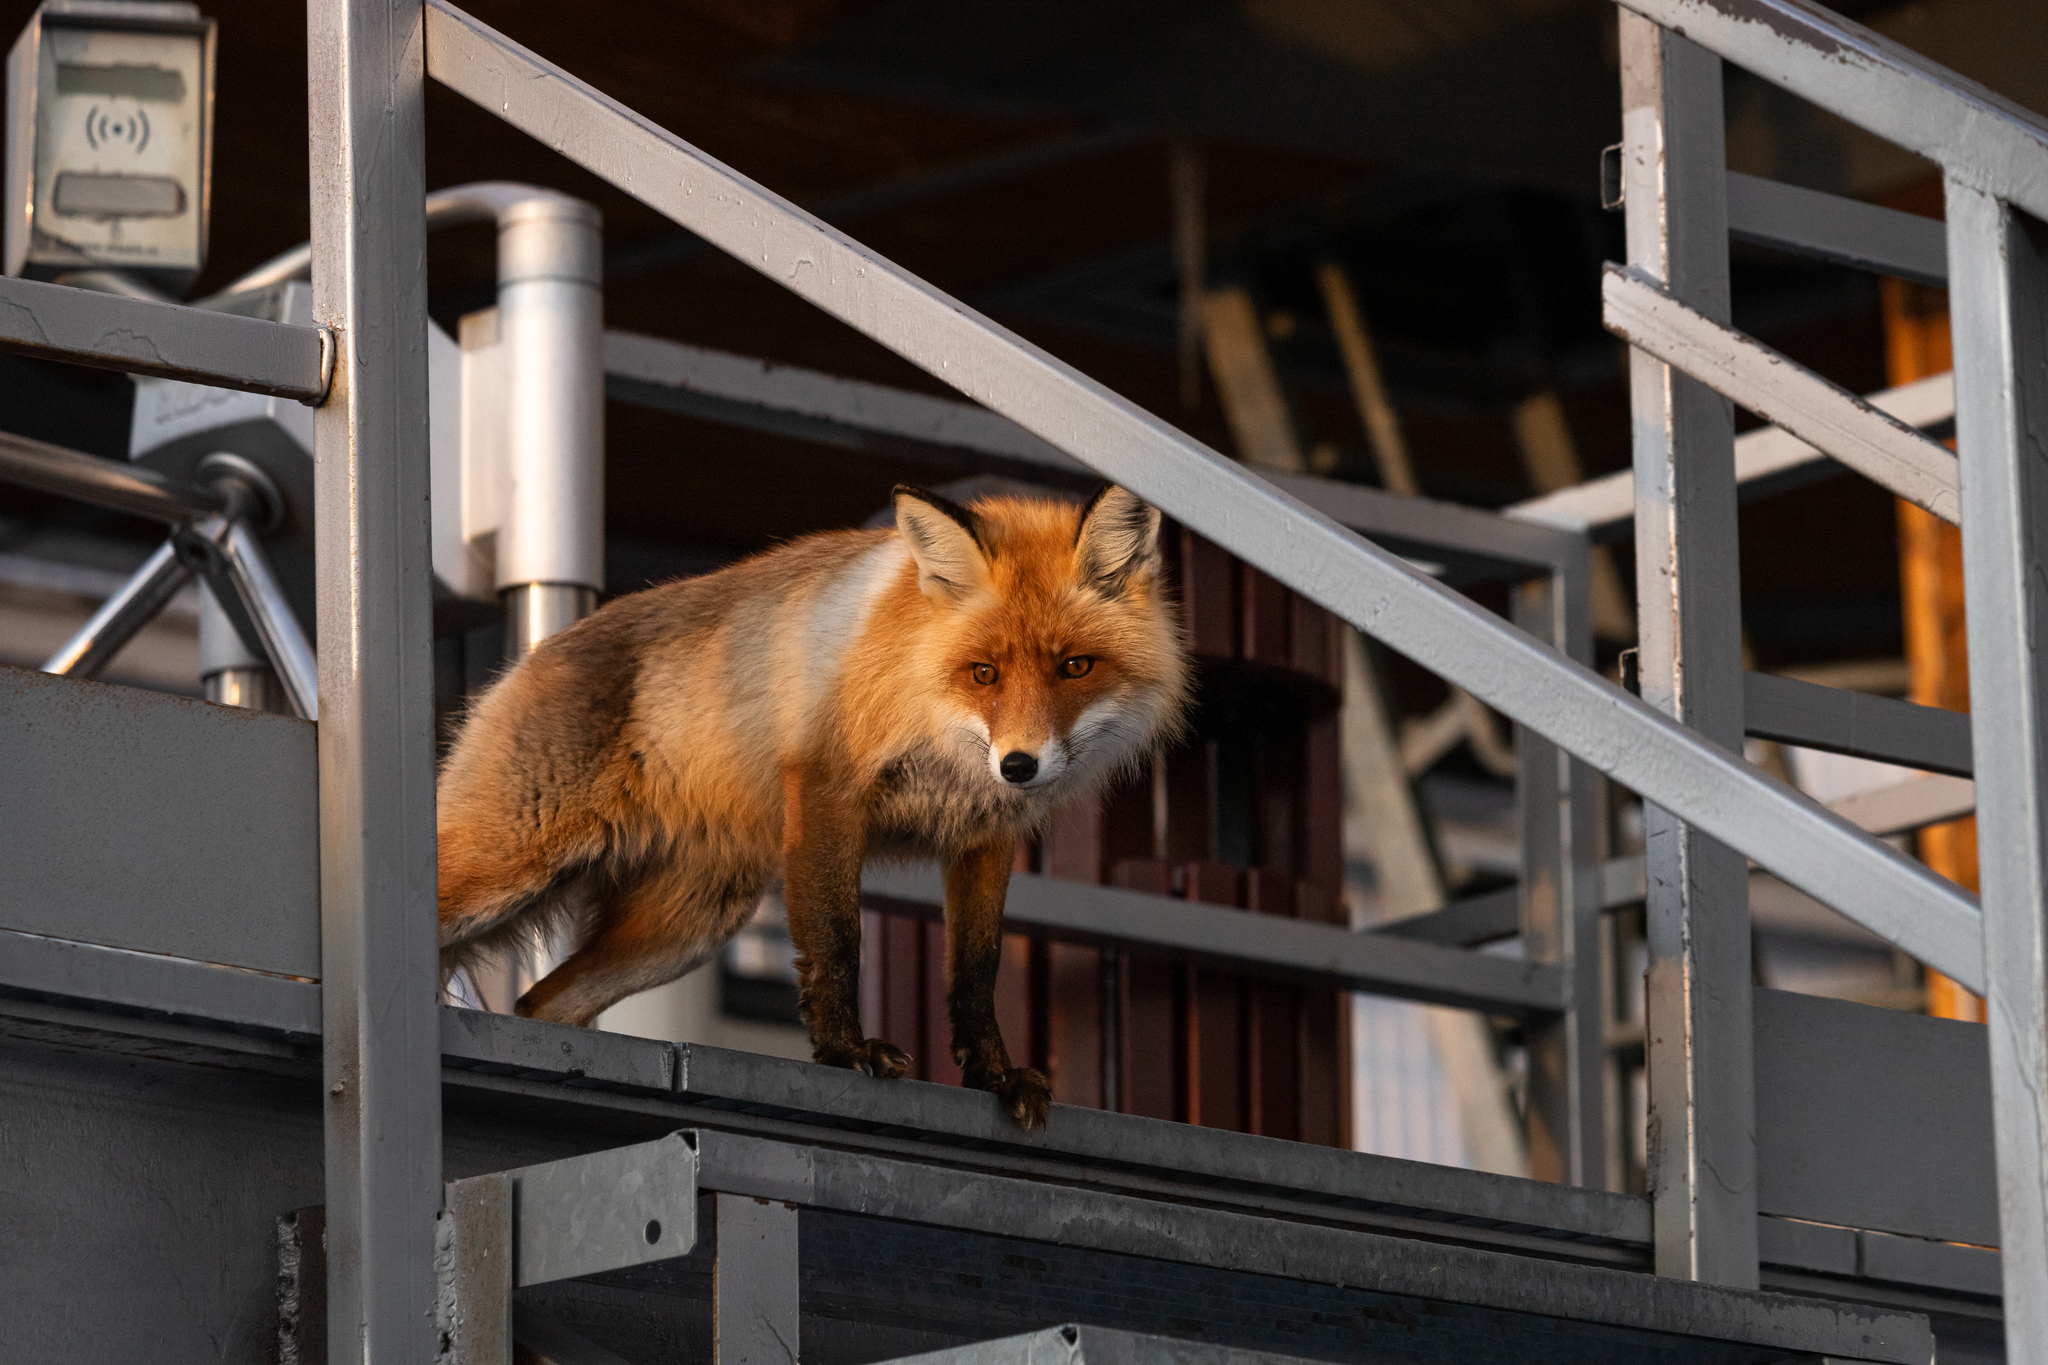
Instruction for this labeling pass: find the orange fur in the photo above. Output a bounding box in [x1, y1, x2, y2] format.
[436, 485, 1190, 1127]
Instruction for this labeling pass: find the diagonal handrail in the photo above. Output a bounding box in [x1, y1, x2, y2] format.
[420, 0, 1984, 993]
[1603, 265, 1960, 523]
[1613, 0, 2048, 222]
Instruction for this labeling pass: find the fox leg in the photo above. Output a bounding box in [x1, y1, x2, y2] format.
[783, 767, 908, 1078]
[516, 858, 761, 1027]
[944, 841, 1051, 1129]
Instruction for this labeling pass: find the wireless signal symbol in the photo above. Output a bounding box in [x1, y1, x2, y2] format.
[83, 105, 151, 154]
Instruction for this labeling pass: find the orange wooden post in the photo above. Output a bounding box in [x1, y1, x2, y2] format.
[1883, 267, 1984, 1024]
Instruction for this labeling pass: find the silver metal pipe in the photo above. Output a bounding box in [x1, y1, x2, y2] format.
[217, 518, 319, 720]
[0, 430, 224, 524]
[206, 666, 285, 712]
[504, 583, 596, 660]
[493, 193, 604, 609]
[41, 539, 194, 678]
[218, 180, 606, 660]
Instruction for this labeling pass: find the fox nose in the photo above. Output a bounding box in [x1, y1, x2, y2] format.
[999, 751, 1039, 785]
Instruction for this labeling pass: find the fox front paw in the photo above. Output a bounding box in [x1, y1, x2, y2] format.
[817, 1037, 912, 1079]
[985, 1066, 1051, 1130]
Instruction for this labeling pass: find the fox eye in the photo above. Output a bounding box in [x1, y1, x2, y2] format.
[972, 663, 998, 685]
[1059, 656, 1095, 679]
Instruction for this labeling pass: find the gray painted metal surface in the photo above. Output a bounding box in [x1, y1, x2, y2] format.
[1743, 672, 1972, 777]
[1725, 171, 1948, 286]
[0, 926, 321, 1036]
[1752, 988, 1995, 1249]
[0, 272, 327, 400]
[1604, 264, 1960, 523]
[0, 667, 319, 976]
[419, 0, 1982, 997]
[1508, 371, 1956, 538]
[604, 328, 1085, 472]
[1620, 13, 1759, 1288]
[1613, 0, 2048, 224]
[859, 864, 1563, 1015]
[871, 1324, 1354, 1365]
[714, 1191, 801, 1365]
[1514, 568, 1607, 1188]
[1947, 176, 2048, 1345]
[689, 1130, 1931, 1363]
[602, 328, 1570, 584]
[442, 1171, 513, 1365]
[507, 1133, 698, 1286]
[307, 0, 444, 1358]
[1371, 886, 1521, 946]
[441, 1003, 674, 1092]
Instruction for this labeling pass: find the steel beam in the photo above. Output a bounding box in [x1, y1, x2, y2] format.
[1725, 171, 1947, 286]
[689, 1131, 1929, 1363]
[0, 274, 328, 401]
[1370, 887, 1521, 947]
[1515, 561, 1607, 1188]
[1613, 0, 2048, 226]
[420, 0, 1982, 994]
[602, 328, 1570, 581]
[1742, 671, 1971, 777]
[1508, 371, 1955, 537]
[307, 0, 442, 1360]
[1604, 264, 1959, 523]
[1948, 179, 2048, 1348]
[713, 1191, 800, 1365]
[858, 864, 1564, 1016]
[1620, 13, 1758, 1288]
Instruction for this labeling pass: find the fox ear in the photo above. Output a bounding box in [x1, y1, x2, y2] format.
[1073, 485, 1161, 594]
[894, 485, 994, 603]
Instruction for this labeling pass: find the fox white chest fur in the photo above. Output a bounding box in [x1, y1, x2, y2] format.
[435, 483, 1189, 1129]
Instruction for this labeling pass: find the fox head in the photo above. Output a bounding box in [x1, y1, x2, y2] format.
[892, 483, 1192, 805]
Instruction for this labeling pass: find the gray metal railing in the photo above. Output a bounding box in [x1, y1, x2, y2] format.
[0, 0, 2040, 1354]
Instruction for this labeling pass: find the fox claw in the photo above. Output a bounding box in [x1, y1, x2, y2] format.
[991, 1066, 1052, 1130]
[819, 1037, 912, 1079]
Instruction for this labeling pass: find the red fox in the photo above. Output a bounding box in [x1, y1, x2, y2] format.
[436, 484, 1191, 1127]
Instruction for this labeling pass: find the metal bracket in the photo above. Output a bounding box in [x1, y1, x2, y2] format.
[438, 1133, 699, 1365]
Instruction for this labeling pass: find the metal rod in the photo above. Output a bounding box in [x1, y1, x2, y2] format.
[0, 430, 224, 524]
[219, 519, 319, 720]
[1613, 0, 2048, 226]
[1514, 558, 1607, 1188]
[860, 864, 1565, 1016]
[1620, 11, 1758, 1288]
[39, 539, 194, 678]
[1603, 264, 1959, 523]
[502, 583, 597, 661]
[1509, 370, 1955, 537]
[0, 274, 328, 401]
[1724, 171, 1947, 286]
[308, 0, 442, 1359]
[419, 0, 1986, 993]
[1946, 175, 2048, 1353]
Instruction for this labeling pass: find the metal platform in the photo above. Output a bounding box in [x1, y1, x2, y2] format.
[0, 982, 1982, 1364]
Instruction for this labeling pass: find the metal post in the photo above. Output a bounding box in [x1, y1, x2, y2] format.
[495, 194, 603, 660]
[307, 1, 442, 1361]
[1946, 179, 2048, 1350]
[1514, 547, 1606, 1189]
[714, 1192, 800, 1365]
[1618, 11, 1757, 1287]
[200, 583, 285, 712]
